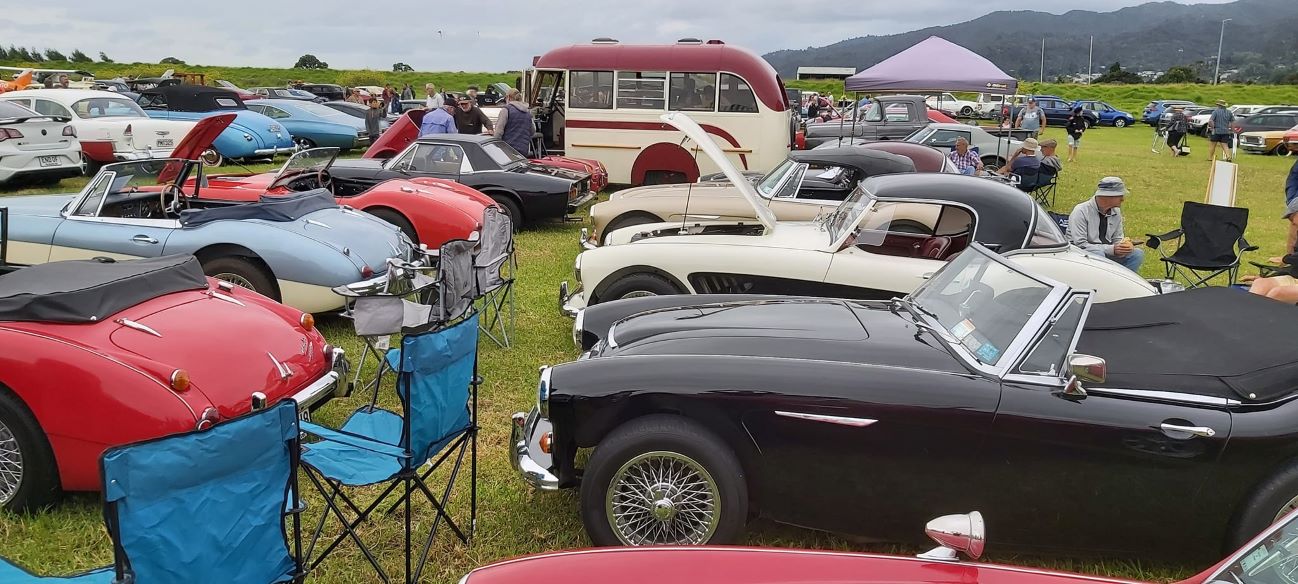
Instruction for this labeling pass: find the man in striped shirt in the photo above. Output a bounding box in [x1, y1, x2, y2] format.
[947, 137, 983, 175]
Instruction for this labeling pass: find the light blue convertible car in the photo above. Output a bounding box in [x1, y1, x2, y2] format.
[1, 118, 411, 313]
[136, 85, 296, 167]
[245, 99, 366, 151]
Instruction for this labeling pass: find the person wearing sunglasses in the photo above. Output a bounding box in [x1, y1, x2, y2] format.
[452, 96, 495, 135]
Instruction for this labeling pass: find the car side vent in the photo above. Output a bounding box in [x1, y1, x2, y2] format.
[591, 37, 619, 44]
[677, 38, 703, 44]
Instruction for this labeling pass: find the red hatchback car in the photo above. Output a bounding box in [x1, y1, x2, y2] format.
[0, 253, 347, 511]
[459, 510, 1298, 584]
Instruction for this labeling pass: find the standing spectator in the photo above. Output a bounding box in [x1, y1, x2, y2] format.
[364, 98, 384, 141]
[425, 83, 444, 109]
[1015, 98, 1046, 138]
[382, 84, 395, 105]
[400, 83, 414, 100]
[1166, 104, 1189, 156]
[494, 88, 535, 157]
[806, 93, 821, 120]
[419, 104, 457, 137]
[1207, 99, 1235, 162]
[1067, 176, 1144, 273]
[465, 85, 481, 105]
[453, 95, 495, 134]
[1064, 106, 1087, 162]
[947, 137, 983, 175]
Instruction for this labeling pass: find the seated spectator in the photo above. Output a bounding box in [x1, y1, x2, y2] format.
[996, 138, 1041, 178]
[947, 137, 983, 176]
[1038, 138, 1063, 172]
[419, 104, 457, 137]
[1067, 176, 1144, 273]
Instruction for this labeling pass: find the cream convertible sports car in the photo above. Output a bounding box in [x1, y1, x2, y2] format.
[560, 114, 1160, 314]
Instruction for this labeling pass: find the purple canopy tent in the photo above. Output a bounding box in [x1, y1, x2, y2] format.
[844, 36, 1016, 94]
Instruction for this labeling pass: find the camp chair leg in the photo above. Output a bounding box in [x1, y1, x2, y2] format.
[411, 445, 472, 583]
[382, 432, 468, 514]
[303, 470, 393, 583]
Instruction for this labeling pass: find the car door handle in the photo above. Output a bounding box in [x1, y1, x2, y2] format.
[1160, 423, 1216, 438]
[130, 235, 159, 244]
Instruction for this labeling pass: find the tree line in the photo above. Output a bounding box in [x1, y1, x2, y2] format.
[0, 46, 113, 64]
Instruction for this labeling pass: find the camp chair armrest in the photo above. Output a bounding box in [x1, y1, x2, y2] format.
[1145, 229, 1183, 249]
[1238, 236, 1259, 253]
[300, 420, 408, 459]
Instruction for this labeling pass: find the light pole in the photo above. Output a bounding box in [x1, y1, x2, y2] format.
[1214, 18, 1231, 85]
[1087, 35, 1093, 83]
[1039, 37, 1045, 83]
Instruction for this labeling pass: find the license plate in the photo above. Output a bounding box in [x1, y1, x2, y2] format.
[157, 139, 174, 147]
[38, 156, 60, 167]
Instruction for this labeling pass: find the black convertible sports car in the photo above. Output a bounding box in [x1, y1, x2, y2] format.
[328, 134, 590, 226]
[513, 245, 1298, 559]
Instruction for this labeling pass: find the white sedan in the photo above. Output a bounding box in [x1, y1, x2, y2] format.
[560, 113, 1158, 315]
[0, 100, 82, 186]
[0, 89, 195, 166]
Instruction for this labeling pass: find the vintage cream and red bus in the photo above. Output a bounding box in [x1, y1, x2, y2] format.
[526, 39, 797, 186]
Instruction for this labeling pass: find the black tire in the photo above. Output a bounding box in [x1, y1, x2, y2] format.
[602, 213, 661, 244]
[599, 273, 681, 302]
[959, 106, 973, 117]
[488, 196, 523, 231]
[294, 137, 316, 149]
[1274, 144, 1292, 156]
[79, 153, 100, 176]
[581, 414, 748, 546]
[0, 388, 61, 513]
[1084, 117, 1094, 129]
[1227, 463, 1298, 552]
[200, 256, 278, 300]
[368, 208, 419, 246]
[1114, 118, 1128, 128]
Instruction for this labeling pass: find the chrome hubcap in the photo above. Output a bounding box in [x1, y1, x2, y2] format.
[621, 290, 658, 299]
[0, 417, 23, 505]
[606, 451, 720, 546]
[1274, 494, 1298, 523]
[212, 273, 256, 291]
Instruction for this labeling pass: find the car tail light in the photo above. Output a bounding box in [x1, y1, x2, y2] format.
[300, 312, 315, 331]
[62, 125, 76, 137]
[124, 124, 132, 138]
[169, 369, 191, 392]
[0, 128, 23, 141]
[360, 265, 374, 279]
[196, 407, 219, 430]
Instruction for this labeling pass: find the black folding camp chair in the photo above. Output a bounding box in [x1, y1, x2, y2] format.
[474, 206, 516, 347]
[1028, 165, 1059, 208]
[1147, 201, 1257, 288]
[1012, 166, 1040, 196]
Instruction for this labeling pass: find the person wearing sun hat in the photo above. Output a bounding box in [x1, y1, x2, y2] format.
[996, 137, 1042, 177]
[1207, 98, 1235, 162]
[1066, 176, 1144, 273]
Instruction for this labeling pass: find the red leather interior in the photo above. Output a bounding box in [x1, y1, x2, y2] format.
[920, 236, 952, 259]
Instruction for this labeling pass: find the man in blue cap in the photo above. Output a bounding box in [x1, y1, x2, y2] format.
[1067, 176, 1144, 273]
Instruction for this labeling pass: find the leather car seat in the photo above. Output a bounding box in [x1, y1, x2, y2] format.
[920, 236, 952, 260]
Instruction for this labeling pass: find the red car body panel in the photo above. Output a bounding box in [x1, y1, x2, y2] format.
[366, 110, 610, 192]
[171, 112, 235, 160]
[196, 171, 492, 248]
[1283, 127, 1298, 152]
[462, 547, 1152, 584]
[0, 278, 329, 492]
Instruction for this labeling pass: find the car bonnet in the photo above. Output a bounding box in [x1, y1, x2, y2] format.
[660, 113, 776, 231]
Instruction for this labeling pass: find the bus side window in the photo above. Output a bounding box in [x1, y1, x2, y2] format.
[718, 73, 758, 113]
[669, 72, 715, 112]
[570, 71, 613, 109]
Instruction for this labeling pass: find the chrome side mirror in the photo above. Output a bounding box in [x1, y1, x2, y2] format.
[917, 511, 985, 561]
[1069, 353, 1106, 383]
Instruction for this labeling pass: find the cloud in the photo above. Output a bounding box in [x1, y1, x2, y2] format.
[0, 0, 1234, 71]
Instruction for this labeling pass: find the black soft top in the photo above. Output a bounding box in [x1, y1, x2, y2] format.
[789, 148, 915, 177]
[142, 85, 247, 112]
[0, 255, 207, 323]
[1076, 287, 1298, 403]
[179, 189, 335, 226]
[861, 173, 1037, 252]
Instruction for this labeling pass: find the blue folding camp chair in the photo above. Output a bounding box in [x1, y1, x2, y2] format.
[0, 400, 304, 584]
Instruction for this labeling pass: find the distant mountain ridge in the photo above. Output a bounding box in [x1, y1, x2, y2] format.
[763, 0, 1298, 82]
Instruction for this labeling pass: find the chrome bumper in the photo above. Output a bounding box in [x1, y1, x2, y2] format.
[510, 409, 559, 491]
[254, 146, 298, 157]
[559, 281, 582, 318]
[114, 148, 173, 161]
[567, 190, 597, 213]
[577, 228, 597, 251]
[292, 347, 351, 410]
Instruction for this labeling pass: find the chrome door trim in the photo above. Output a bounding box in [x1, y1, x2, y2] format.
[774, 411, 877, 428]
[1087, 387, 1241, 407]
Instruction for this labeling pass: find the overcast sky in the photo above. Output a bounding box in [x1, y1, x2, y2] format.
[1, 0, 1234, 72]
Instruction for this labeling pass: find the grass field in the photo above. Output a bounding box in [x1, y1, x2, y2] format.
[1, 124, 1296, 583]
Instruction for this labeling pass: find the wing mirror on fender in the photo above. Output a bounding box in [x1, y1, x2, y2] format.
[917, 511, 985, 561]
[1061, 353, 1106, 398]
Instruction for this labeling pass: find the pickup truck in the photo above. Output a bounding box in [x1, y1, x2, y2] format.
[803, 94, 931, 148]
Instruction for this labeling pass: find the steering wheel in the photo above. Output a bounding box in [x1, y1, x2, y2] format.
[317, 169, 333, 193]
[160, 184, 185, 216]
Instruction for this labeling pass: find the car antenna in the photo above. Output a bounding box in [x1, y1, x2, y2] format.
[679, 134, 700, 235]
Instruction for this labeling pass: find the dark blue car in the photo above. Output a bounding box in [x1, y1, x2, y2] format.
[1073, 100, 1136, 127]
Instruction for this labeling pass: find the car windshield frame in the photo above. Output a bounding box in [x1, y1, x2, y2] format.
[66, 158, 193, 219]
[823, 182, 877, 246]
[1208, 510, 1298, 584]
[268, 147, 340, 191]
[903, 244, 1070, 378]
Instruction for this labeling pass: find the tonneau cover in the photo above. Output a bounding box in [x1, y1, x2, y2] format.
[179, 189, 334, 226]
[1077, 287, 1298, 402]
[0, 255, 207, 323]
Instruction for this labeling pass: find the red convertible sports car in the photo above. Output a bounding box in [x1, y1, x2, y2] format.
[193, 146, 495, 247]
[459, 509, 1298, 584]
[0, 252, 348, 511]
[366, 108, 609, 193]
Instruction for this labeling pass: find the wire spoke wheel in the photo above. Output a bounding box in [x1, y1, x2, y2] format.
[606, 451, 720, 545]
[212, 272, 256, 291]
[1274, 494, 1298, 523]
[620, 290, 658, 299]
[0, 416, 23, 505]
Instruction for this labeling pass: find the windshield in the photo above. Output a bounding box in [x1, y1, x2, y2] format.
[756, 158, 797, 199]
[273, 147, 338, 186]
[1026, 205, 1068, 248]
[905, 126, 933, 143]
[1214, 513, 1298, 584]
[483, 140, 526, 166]
[73, 159, 188, 216]
[910, 248, 1054, 367]
[293, 101, 352, 120]
[72, 97, 147, 119]
[825, 183, 875, 242]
